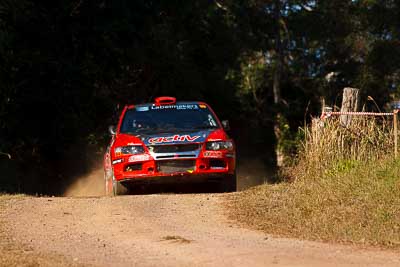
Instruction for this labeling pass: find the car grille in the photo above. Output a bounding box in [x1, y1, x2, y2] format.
[149, 144, 200, 154]
[157, 160, 196, 174]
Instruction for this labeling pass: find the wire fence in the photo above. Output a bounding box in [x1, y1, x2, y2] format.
[320, 110, 399, 157]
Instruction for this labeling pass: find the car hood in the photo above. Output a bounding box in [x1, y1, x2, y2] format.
[140, 130, 213, 146]
[116, 129, 228, 147]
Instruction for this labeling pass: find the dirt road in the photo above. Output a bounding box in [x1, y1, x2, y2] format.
[1, 194, 400, 267]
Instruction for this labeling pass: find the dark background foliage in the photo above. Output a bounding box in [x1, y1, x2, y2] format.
[1, 0, 399, 194]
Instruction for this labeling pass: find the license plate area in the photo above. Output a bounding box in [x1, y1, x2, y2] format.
[157, 160, 196, 174]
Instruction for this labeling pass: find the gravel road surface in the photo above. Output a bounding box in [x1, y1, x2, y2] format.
[1, 194, 400, 267]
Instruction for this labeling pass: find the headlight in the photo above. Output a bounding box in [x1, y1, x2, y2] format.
[205, 141, 234, 151]
[115, 146, 145, 156]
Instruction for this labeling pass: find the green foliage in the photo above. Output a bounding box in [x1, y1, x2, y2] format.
[1, 0, 400, 193]
[324, 159, 360, 177]
[276, 115, 299, 162]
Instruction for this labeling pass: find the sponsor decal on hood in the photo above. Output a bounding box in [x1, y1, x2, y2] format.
[148, 135, 200, 144]
[143, 130, 211, 145]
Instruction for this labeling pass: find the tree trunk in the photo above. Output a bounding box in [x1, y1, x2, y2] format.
[340, 87, 360, 127]
[273, 0, 282, 105]
[273, 0, 284, 167]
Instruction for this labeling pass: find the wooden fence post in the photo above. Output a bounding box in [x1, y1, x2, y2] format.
[340, 87, 360, 127]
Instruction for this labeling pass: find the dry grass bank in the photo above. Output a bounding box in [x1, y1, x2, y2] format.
[228, 117, 400, 248]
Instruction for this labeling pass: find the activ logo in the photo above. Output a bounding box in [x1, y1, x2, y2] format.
[148, 135, 201, 144]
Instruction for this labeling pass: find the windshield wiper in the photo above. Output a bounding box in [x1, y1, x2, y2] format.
[123, 126, 217, 135]
[150, 127, 188, 133]
[121, 129, 154, 135]
[193, 126, 219, 130]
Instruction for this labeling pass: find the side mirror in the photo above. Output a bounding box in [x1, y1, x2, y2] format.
[0, 152, 11, 159]
[221, 120, 230, 131]
[108, 125, 116, 135]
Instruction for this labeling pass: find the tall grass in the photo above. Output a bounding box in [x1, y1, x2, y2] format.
[294, 116, 394, 180]
[228, 115, 400, 248]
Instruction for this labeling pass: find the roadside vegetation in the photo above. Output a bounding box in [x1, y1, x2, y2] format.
[228, 117, 400, 248]
[2, 1, 400, 195]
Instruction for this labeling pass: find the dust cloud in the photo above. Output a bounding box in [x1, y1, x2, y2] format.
[63, 158, 270, 196]
[237, 159, 270, 191]
[63, 167, 105, 197]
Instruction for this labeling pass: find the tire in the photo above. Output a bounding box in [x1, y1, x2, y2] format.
[104, 170, 113, 196]
[112, 175, 128, 196]
[220, 174, 237, 193]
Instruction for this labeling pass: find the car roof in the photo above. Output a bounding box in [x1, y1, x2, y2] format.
[134, 101, 206, 107]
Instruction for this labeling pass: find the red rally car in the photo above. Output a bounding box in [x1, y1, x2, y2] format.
[104, 97, 236, 195]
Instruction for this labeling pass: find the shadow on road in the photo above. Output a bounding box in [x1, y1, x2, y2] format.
[127, 182, 223, 195]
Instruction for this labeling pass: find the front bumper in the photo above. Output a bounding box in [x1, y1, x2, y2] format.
[112, 156, 235, 182]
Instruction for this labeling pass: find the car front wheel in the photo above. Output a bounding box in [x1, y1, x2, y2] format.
[112, 175, 128, 196]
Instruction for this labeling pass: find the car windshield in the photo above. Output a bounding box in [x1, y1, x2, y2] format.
[120, 104, 220, 134]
